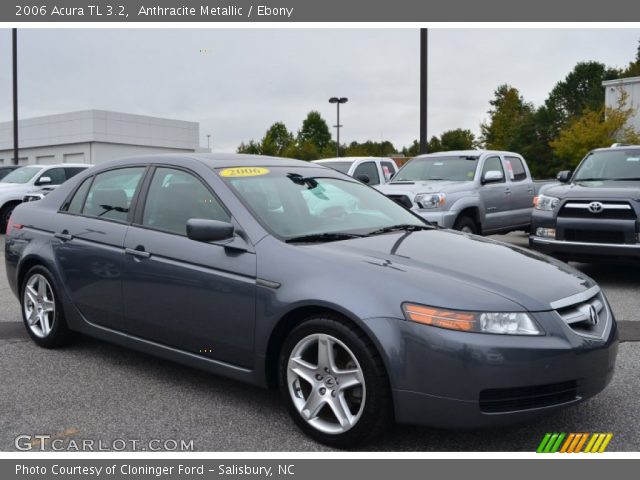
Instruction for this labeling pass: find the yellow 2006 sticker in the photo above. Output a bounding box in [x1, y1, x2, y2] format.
[219, 167, 270, 177]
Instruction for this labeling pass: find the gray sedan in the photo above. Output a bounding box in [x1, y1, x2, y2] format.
[4, 154, 617, 448]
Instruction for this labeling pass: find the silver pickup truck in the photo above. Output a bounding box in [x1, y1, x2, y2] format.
[376, 150, 536, 235]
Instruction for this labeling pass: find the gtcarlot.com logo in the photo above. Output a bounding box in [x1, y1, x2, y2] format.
[536, 432, 613, 453]
[14, 434, 194, 452]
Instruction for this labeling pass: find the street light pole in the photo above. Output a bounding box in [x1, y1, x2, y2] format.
[420, 28, 428, 155]
[206, 134, 211, 150]
[12, 28, 19, 165]
[329, 97, 348, 157]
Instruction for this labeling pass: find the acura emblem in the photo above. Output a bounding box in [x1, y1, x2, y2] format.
[588, 201, 604, 213]
[588, 305, 600, 326]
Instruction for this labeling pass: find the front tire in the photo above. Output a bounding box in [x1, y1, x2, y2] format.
[279, 315, 392, 448]
[21, 266, 73, 348]
[453, 215, 478, 234]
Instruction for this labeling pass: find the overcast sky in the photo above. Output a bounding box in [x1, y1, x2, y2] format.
[0, 28, 638, 152]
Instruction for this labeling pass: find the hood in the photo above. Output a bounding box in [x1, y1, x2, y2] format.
[545, 180, 640, 201]
[377, 180, 473, 196]
[311, 229, 595, 312]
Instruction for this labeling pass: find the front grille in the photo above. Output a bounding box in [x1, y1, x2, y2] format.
[479, 381, 578, 413]
[564, 230, 626, 244]
[556, 291, 609, 338]
[386, 194, 413, 209]
[559, 201, 637, 220]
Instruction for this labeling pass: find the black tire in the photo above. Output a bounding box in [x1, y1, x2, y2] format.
[453, 215, 478, 234]
[0, 202, 17, 232]
[20, 265, 74, 348]
[278, 314, 392, 448]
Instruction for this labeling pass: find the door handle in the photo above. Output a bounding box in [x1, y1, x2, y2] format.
[505, 189, 512, 195]
[125, 247, 151, 259]
[54, 231, 73, 242]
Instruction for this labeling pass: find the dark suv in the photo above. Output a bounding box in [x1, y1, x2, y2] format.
[530, 145, 640, 261]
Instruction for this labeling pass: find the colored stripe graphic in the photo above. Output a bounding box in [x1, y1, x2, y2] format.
[537, 433, 613, 453]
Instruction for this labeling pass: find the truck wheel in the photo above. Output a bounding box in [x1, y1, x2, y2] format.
[453, 216, 478, 234]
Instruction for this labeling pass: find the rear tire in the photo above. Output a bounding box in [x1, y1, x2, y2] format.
[0, 202, 17, 232]
[279, 315, 392, 448]
[20, 266, 74, 348]
[453, 215, 478, 234]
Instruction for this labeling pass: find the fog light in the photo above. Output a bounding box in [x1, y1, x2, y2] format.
[536, 228, 556, 238]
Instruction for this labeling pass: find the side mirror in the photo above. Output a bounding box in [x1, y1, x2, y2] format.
[36, 176, 52, 185]
[557, 170, 572, 183]
[482, 170, 504, 184]
[186, 219, 234, 242]
[355, 174, 371, 184]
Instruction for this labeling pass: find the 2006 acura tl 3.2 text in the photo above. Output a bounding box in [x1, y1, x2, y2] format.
[5, 154, 617, 447]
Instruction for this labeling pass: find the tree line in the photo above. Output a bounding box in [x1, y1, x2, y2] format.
[238, 40, 640, 178]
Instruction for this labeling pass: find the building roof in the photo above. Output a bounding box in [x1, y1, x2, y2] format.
[0, 110, 199, 151]
[602, 76, 640, 86]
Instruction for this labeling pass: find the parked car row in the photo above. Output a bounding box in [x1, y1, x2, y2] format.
[0, 163, 90, 231]
[5, 153, 617, 448]
[530, 143, 640, 261]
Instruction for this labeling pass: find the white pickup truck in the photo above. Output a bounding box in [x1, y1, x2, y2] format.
[312, 157, 399, 186]
[0, 163, 90, 230]
[376, 150, 537, 235]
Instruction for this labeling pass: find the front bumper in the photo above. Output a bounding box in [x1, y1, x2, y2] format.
[530, 208, 640, 260]
[413, 209, 458, 229]
[530, 236, 640, 259]
[364, 305, 618, 429]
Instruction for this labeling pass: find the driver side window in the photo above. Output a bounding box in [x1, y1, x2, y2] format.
[481, 156, 505, 183]
[142, 168, 230, 236]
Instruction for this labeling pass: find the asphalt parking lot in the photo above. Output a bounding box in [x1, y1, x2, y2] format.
[1, 232, 639, 452]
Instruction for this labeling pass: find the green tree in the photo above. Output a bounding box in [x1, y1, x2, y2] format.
[260, 122, 294, 156]
[237, 140, 261, 154]
[344, 140, 397, 157]
[550, 90, 640, 169]
[480, 84, 537, 152]
[439, 129, 476, 151]
[297, 111, 332, 152]
[401, 140, 421, 157]
[620, 39, 640, 78]
[543, 62, 620, 134]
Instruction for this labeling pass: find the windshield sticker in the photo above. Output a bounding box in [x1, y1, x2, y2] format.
[626, 157, 640, 162]
[220, 167, 270, 177]
[433, 162, 443, 166]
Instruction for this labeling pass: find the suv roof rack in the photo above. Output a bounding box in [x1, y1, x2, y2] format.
[611, 143, 630, 148]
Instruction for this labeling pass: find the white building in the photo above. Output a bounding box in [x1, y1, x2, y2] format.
[0, 110, 203, 166]
[602, 76, 640, 132]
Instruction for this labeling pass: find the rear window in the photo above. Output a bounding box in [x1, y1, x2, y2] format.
[317, 161, 354, 175]
[505, 156, 527, 182]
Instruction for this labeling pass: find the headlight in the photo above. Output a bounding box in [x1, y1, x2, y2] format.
[415, 192, 446, 209]
[534, 194, 559, 211]
[402, 303, 542, 335]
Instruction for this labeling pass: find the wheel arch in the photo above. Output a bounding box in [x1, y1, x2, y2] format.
[455, 207, 482, 233]
[263, 304, 392, 391]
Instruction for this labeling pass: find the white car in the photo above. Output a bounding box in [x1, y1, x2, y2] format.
[312, 157, 399, 186]
[0, 163, 90, 230]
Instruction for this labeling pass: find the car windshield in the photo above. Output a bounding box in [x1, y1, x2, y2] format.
[221, 167, 426, 240]
[573, 149, 640, 181]
[0, 166, 42, 184]
[316, 161, 354, 174]
[394, 156, 478, 182]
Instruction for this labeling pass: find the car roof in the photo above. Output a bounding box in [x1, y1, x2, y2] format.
[592, 145, 640, 152]
[94, 153, 316, 170]
[313, 157, 393, 163]
[15, 163, 91, 169]
[412, 150, 521, 158]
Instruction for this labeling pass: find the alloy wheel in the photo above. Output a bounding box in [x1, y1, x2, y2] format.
[23, 274, 56, 338]
[286, 333, 366, 435]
